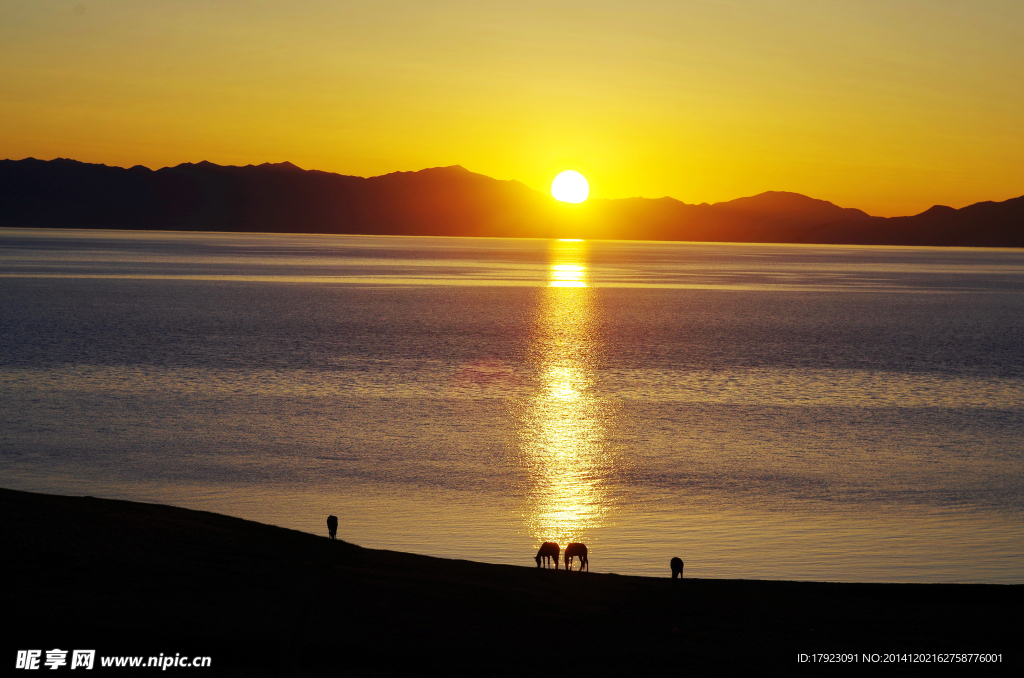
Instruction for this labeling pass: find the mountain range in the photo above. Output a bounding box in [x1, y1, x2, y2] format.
[1, 157, 1021, 246]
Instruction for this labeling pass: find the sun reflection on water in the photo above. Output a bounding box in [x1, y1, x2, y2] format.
[517, 239, 615, 549]
[549, 264, 588, 288]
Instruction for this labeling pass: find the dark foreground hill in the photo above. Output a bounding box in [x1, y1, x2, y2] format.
[2, 157, 1022, 245]
[3, 488, 1019, 676]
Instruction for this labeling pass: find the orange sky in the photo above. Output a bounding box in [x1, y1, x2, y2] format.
[2, 0, 1022, 217]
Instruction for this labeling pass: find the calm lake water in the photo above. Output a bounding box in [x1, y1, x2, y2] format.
[1, 228, 1022, 583]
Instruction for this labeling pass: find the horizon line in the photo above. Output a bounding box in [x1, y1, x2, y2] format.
[6, 155, 1023, 219]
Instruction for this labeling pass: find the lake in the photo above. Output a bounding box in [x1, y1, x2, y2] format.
[1, 228, 1022, 582]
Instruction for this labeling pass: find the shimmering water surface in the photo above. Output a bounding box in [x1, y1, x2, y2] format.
[2, 228, 1022, 582]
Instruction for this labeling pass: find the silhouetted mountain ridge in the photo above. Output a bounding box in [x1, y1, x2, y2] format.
[1, 157, 1021, 246]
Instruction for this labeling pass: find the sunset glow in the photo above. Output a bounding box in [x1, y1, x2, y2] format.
[3, 1, 1023, 668]
[2, 2, 1021, 216]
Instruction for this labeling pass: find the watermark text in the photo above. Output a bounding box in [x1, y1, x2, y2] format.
[16, 650, 211, 671]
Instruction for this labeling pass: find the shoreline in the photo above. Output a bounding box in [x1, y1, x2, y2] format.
[4, 224, 1024, 251]
[4, 487, 1020, 675]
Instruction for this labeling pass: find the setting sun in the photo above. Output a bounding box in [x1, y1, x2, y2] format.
[551, 171, 590, 204]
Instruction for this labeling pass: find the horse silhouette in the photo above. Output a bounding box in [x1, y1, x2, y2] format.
[564, 542, 588, 572]
[535, 542, 560, 569]
[670, 557, 684, 579]
[326, 515, 338, 540]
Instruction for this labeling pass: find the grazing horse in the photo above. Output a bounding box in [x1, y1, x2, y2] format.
[670, 557, 684, 579]
[564, 542, 588, 572]
[535, 542, 560, 569]
[326, 515, 338, 540]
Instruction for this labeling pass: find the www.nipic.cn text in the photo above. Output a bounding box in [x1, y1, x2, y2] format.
[15, 650, 212, 670]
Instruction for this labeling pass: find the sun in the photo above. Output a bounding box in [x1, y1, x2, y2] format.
[551, 170, 590, 203]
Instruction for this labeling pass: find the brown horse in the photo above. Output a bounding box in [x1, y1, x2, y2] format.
[564, 542, 588, 572]
[326, 515, 338, 540]
[535, 542, 560, 569]
[670, 557, 684, 579]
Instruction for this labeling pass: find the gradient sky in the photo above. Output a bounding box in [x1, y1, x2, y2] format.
[2, 0, 1022, 216]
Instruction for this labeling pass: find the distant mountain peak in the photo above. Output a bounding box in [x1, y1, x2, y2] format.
[163, 160, 306, 172]
[919, 204, 957, 215]
[716, 190, 872, 220]
[723, 190, 840, 208]
[254, 161, 303, 171]
[376, 165, 470, 177]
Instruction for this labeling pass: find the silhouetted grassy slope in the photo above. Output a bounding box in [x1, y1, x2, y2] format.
[3, 488, 1019, 676]
[3, 158, 1022, 245]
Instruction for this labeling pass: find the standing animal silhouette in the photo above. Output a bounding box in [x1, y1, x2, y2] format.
[535, 542, 560, 569]
[564, 542, 588, 572]
[670, 557, 684, 579]
[326, 515, 338, 540]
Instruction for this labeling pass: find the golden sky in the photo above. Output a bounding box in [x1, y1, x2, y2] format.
[1, 0, 1022, 216]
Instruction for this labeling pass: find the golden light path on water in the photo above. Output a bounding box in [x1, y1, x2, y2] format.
[517, 239, 616, 553]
